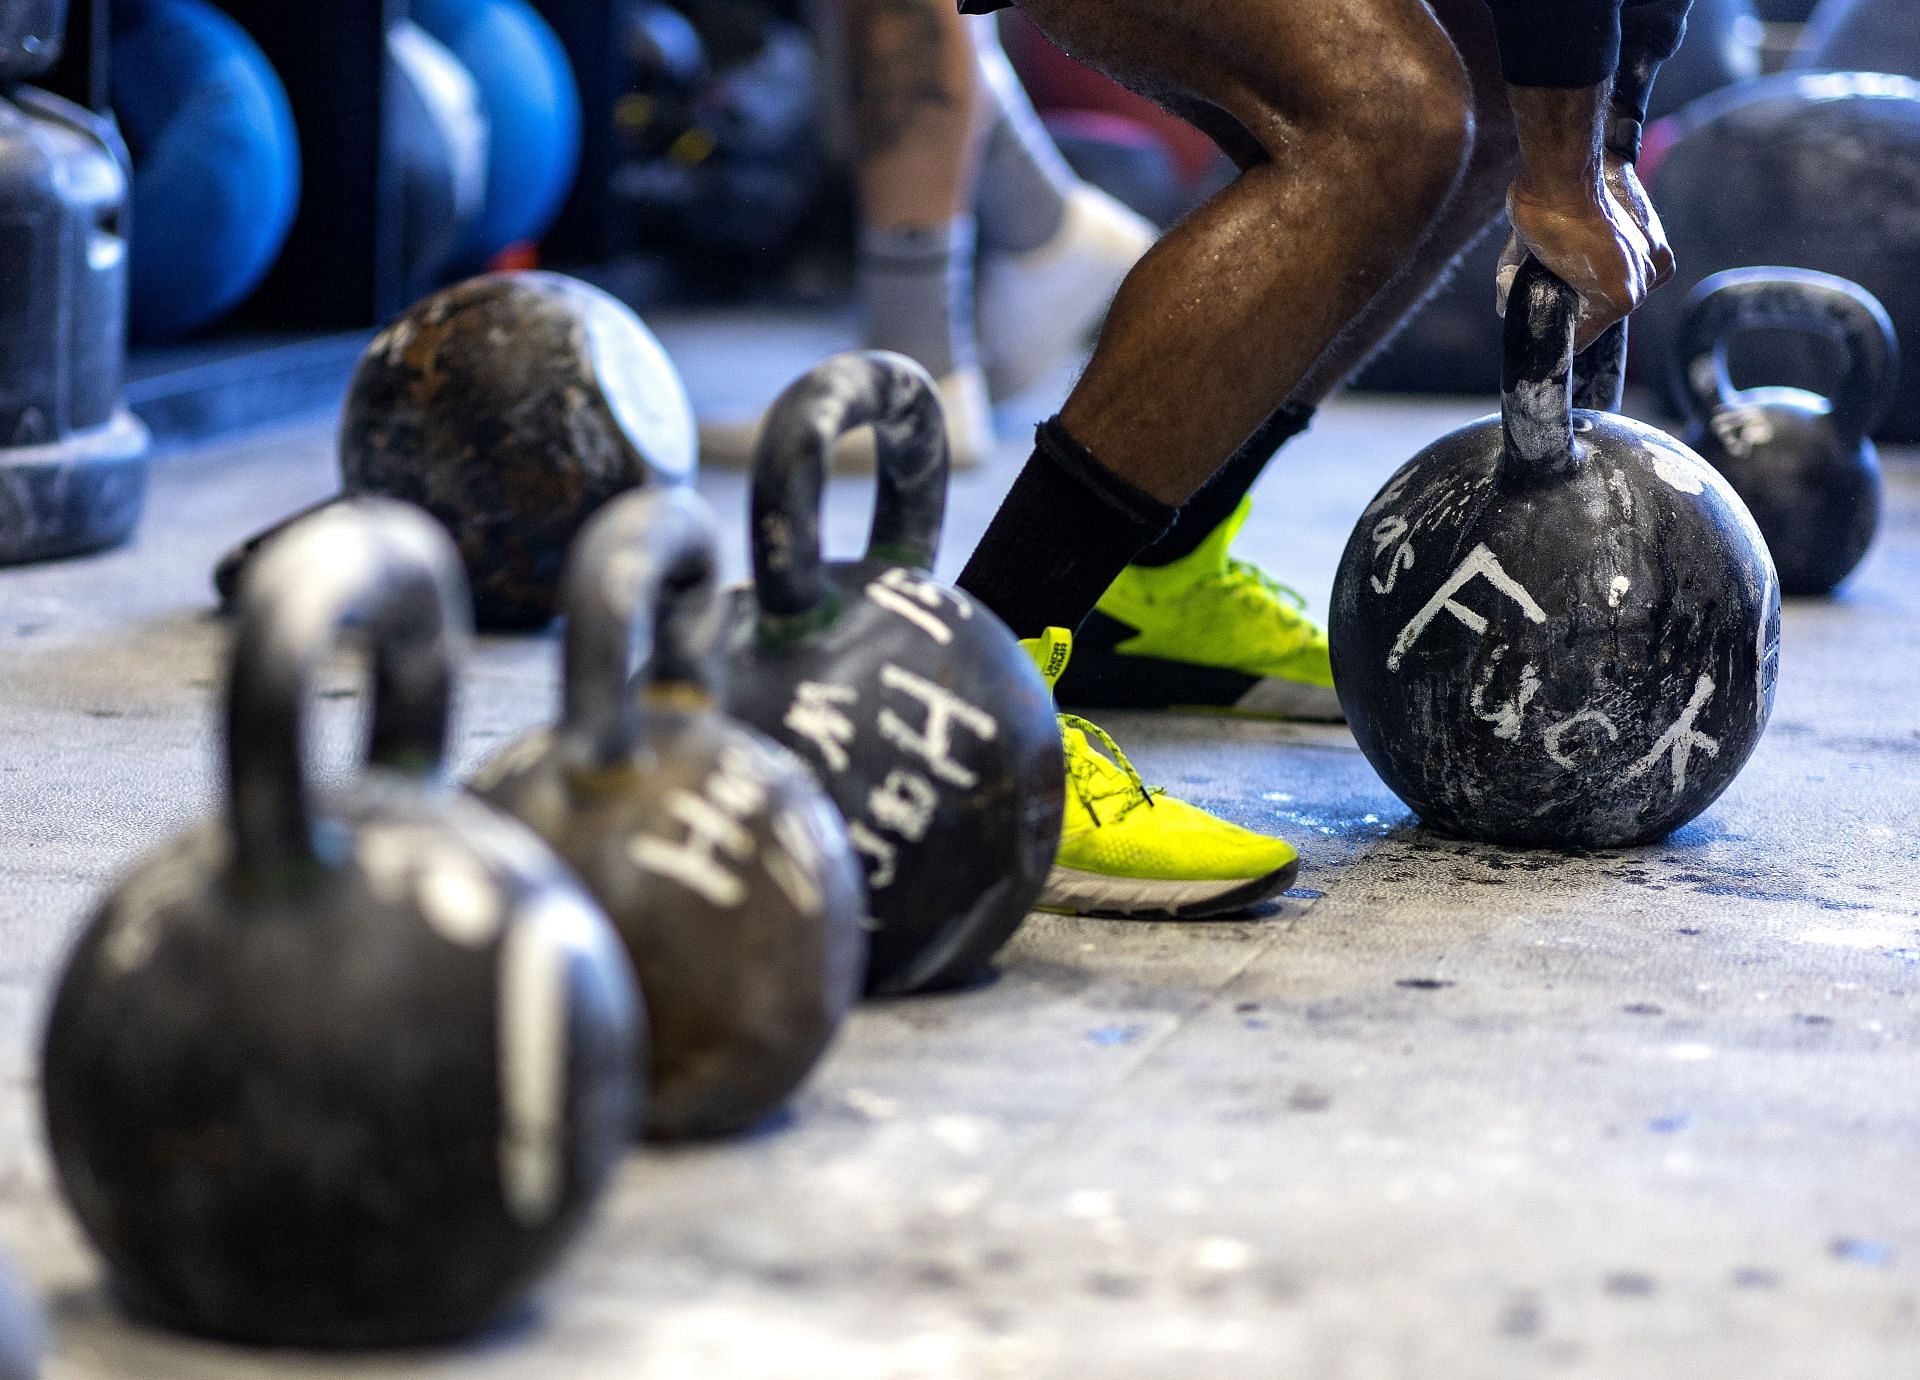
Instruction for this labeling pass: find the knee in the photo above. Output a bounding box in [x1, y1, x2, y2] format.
[1249, 47, 1474, 216]
[1341, 64, 1474, 210]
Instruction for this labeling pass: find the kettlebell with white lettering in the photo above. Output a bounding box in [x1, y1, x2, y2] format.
[473, 488, 866, 1139]
[1672, 267, 1898, 596]
[722, 353, 1063, 995]
[1329, 259, 1780, 848]
[41, 500, 640, 1348]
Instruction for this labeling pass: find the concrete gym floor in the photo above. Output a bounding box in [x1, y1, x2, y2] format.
[2, 310, 1917, 1379]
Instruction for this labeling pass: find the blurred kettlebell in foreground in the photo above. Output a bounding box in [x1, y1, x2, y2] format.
[46, 500, 640, 1347]
[474, 487, 867, 1140]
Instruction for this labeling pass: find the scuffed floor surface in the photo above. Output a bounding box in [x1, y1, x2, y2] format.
[2, 312, 1917, 1378]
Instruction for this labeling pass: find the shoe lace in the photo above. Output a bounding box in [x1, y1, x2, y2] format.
[1060, 712, 1160, 826]
[1220, 558, 1309, 616]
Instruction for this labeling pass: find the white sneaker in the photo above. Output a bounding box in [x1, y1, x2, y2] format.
[976, 184, 1159, 402]
[830, 365, 996, 473]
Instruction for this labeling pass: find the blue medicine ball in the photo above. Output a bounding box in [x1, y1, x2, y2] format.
[412, 0, 582, 267]
[110, 0, 300, 340]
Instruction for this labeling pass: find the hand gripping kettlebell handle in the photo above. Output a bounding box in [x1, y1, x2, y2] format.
[750, 351, 950, 626]
[225, 499, 470, 884]
[560, 487, 722, 768]
[1671, 267, 1900, 443]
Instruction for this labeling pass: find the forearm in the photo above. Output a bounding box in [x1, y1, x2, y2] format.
[1508, 83, 1609, 206]
[1488, 2, 1674, 343]
[1481, 0, 1680, 164]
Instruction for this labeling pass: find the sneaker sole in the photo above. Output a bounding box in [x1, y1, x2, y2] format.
[1037, 856, 1300, 921]
[1055, 644, 1347, 723]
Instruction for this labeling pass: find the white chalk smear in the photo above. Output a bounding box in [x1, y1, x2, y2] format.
[1542, 708, 1621, 770]
[845, 1088, 899, 1121]
[1623, 676, 1720, 795]
[928, 1115, 989, 1156]
[417, 848, 505, 946]
[1388, 544, 1547, 672]
[1649, 448, 1707, 495]
[499, 896, 577, 1226]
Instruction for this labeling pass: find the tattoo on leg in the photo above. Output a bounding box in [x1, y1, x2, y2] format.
[850, 0, 956, 158]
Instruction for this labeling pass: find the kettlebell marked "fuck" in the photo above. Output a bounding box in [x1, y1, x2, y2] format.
[1373, 537, 1727, 799]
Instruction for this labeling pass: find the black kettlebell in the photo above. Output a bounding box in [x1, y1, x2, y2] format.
[1642, 72, 1920, 441]
[1645, 0, 1763, 121]
[1795, 0, 1919, 82]
[473, 487, 867, 1141]
[722, 352, 1063, 996]
[42, 500, 641, 1349]
[1330, 260, 1781, 849]
[1672, 268, 1898, 597]
[214, 271, 698, 630]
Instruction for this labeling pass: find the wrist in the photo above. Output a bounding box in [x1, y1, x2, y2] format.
[1511, 163, 1605, 211]
[1508, 83, 1608, 203]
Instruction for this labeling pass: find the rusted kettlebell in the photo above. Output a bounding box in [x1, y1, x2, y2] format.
[214, 271, 697, 629]
[722, 352, 1063, 996]
[473, 488, 867, 1140]
[1672, 267, 1898, 596]
[42, 499, 640, 1348]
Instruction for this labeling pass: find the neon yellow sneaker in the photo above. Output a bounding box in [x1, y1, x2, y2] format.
[1024, 629, 1301, 919]
[1054, 498, 1344, 721]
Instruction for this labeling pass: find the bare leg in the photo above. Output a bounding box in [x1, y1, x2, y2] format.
[1016, 0, 1475, 503]
[1290, 0, 1518, 404]
[845, 0, 981, 231]
[1118, 0, 1513, 574]
[832, 0, 997, 462]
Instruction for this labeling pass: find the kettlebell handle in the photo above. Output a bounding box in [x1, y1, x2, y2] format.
[1501, 257, 1584, 479]
[560, 488, 721, 767]
[1499, 258, 1630, 472]
[750, 351, 950, 626]
[226, 499, 470, 883]
[1671, 267, 1900, 442]
[1573, 318, 1629, 414]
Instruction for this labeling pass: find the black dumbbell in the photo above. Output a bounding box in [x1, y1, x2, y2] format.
[473, 487, 867, 1140]
[43, 499, 641, 1348]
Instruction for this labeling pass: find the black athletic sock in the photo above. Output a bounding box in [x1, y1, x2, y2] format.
[1131, 404, 1314, 568]
[958, 418, 1176, 640]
